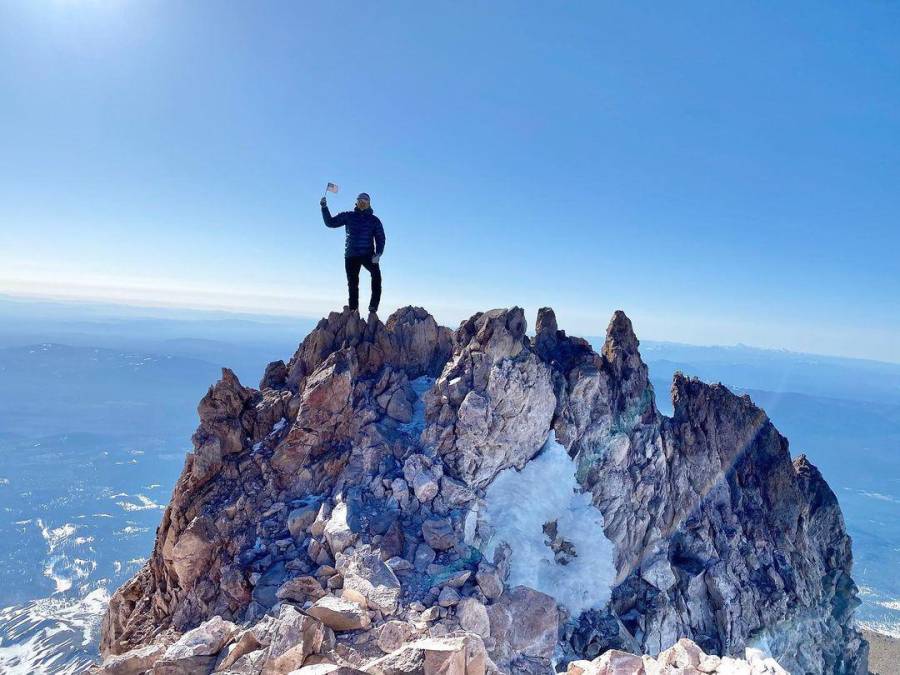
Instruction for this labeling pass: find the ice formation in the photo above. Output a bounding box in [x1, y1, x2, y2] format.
[481, 432, 616, 616]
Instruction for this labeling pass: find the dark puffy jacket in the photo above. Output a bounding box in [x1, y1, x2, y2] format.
[322, 205, 386, 259]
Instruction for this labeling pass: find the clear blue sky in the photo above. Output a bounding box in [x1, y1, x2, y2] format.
[1, 1, 898, 361]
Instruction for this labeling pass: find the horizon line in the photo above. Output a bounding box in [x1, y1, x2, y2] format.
[2, 288, 898, 368]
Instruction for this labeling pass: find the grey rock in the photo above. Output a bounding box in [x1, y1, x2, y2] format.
[324, 502, 356, 555]
[384, 556, 413, 573]
[390, 478, 410, 509]
[153, 654, 217, 675]
[439, 476, 476, 507]
[440, 570, 471, 589]
[413, 543, 436, 571]
[276, 575, 327, 604]
[419, 606, 441, 622]
[376, 621, 418, 654]
[488, 586, 557, 661]
[421, 518, 456, 551]
[97, 644, 166, 675]
[475, 564, 503, 601]
[259, 359, 287, 390]
[404, 455, 439, 503]
[291, 664, 368, 674]
[337, 547, 403, 615]
[170, 516, 218, 590]
[287, 500, 321, 539]
[163, 616, 238, 660]
[260, 604, 327, 675]
[364, 633, 487, 675]
[422, 308, 556, 489]
[307, 596, 372, 632]
[438, 587, 460, 607]
[251, 562, 288, 609]
[456, 597, 490, 639]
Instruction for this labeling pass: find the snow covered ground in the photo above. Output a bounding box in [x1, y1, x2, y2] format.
[480, 433, 616, 617]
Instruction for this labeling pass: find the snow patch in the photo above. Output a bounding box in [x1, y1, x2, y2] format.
[0, 587, 110, 674]
[115, 494, 163, 512]
[480, 432, 616, 616]
[37, 520, 76, 554]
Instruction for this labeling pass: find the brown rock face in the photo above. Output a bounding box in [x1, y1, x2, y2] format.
[488, 586, 558, 662]
[100, 307, 451, 658]
[98, 305, 865, 675]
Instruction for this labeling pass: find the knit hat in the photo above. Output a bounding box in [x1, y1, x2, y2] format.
[357, 192, 371, 202]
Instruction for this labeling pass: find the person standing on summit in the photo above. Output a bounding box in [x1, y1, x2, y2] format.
[320, 192, 386, 314]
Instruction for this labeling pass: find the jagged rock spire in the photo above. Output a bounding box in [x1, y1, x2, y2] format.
[601, 310, 642, 380]
[285, 306, 452, 390]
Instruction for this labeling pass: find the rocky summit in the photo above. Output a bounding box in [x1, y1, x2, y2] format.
[93, 305, 868, 675]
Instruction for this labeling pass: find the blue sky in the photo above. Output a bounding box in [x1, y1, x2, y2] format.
[1, 1, 898, 361]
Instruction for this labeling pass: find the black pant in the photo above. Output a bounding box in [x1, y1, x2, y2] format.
[345, 255, 381, 311]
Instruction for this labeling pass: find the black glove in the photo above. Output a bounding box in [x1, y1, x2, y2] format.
[320, 197, 327, 207]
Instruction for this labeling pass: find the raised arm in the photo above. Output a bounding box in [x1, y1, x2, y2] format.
[374, 217, 386, 255]
[321, 204, 349, 228]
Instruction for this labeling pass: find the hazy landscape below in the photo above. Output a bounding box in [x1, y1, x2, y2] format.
[0, 296, 897, 673]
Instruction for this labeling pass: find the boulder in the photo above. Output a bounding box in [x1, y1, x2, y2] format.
[376, 621, 418, 654]
[222, 650, 268, 673]
[215, 629, 262, 670]
[97, 644, 167, 675]
[261, 604, 328, 675]
[337, 548, 403, 615]
[276, 576, 327, 604]
[259, 360, 288, 390]
[163, 616, 238, 661]
[413, 543, 436, 571]
[412, 472, 439, 504]
[438, 587, 460, 607]
[474, 563, 503, 600]
[273, 349, 358, 480]
[562, 638, 788, 675]
[421, 518, 456, 551]
[383, 306, 454, 378]
[169, 515, 218, 589]
[364, 633, 487, 675]
[403, 455, 440, 503]
[190, 368, 253, 485]
[153, 655, 217, 675]
[593, 649, 644, 674]
[455, 598, 490, 639]
[307, 596, 372, 631]
[252, 562, 289, 609]
[288, 500, 322, 539]
[325, 502, 356, 555]
[488, 586, 557, 660]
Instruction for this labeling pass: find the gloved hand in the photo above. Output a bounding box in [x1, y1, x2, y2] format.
[320, 197, 327, 207]
[371, 254, 381, 264]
